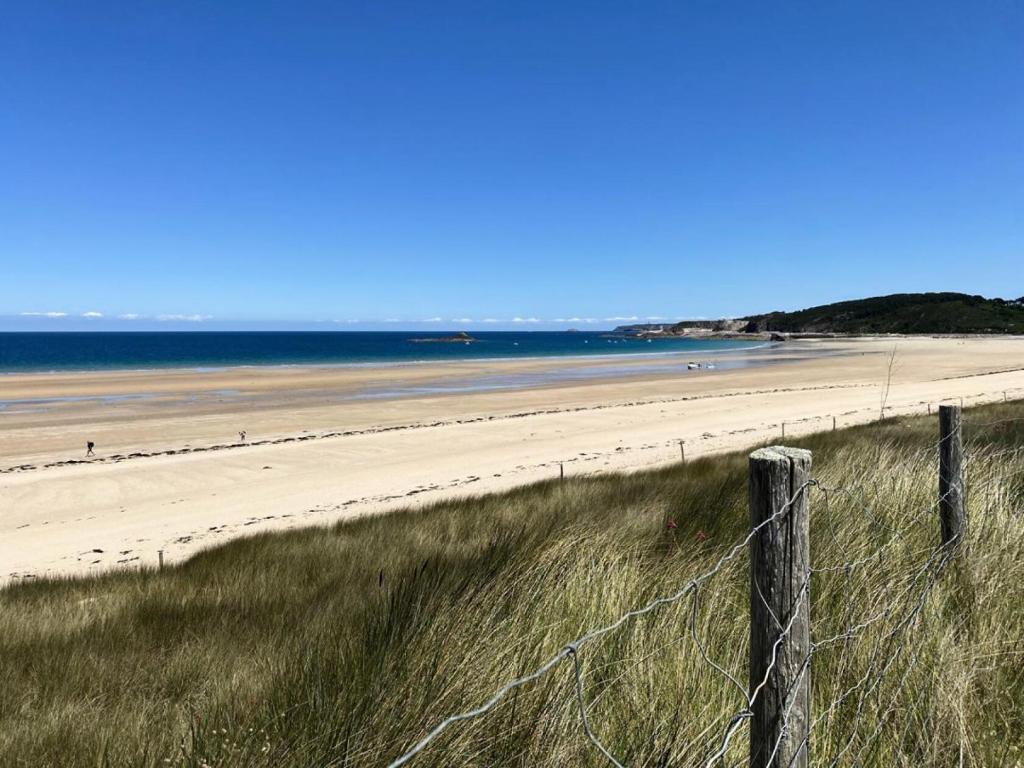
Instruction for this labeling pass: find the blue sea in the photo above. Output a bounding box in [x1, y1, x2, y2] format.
[0, 332, 764, 374]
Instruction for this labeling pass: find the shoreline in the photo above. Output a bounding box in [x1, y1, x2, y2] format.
[0, 340, 799, 406]
[2, 335, 1023, 583]
[6, 331, 1021, 378]
[0, 331, 765, 377]
[0, 344, 798, 412]
[0, 340, 773, 378]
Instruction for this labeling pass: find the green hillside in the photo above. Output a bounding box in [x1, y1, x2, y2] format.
[741, 292, 1024, 334]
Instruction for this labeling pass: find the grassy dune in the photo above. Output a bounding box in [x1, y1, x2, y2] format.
[2, 403, 1023, 767]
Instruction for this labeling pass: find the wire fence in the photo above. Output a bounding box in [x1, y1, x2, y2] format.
[383, 406, 1023, 768]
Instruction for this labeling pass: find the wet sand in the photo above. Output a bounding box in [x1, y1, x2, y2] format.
[2, 336, 1023, 582]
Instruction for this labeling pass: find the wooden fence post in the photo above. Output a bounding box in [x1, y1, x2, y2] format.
[939, 405, 966, 548]
[749, 446, 812, 768]
[559, 462, 564, 482]
[158, 550, 164, 571]
[832, 416, 836, 432]
[680, 440, 685, 462]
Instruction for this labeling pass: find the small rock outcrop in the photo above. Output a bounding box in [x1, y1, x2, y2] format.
[409, 331, 478, 343]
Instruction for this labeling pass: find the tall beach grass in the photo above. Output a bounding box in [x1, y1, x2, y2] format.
[1, 402, 1022, 767]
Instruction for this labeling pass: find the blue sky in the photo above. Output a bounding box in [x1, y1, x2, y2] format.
[2, 1, 1021, 331]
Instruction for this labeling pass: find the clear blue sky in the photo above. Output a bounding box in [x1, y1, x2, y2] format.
[2, 1, 1021, 330]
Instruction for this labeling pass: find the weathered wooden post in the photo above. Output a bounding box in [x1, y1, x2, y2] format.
[781, 422, 786, 439]
[749, 446, 812, 768]
[559, 462, 564, 482]
[680, 439, 685, 462]
[939, 405, 966, 548]
[927, 403, 931, 416]
[158, 550, 164, 571]
[832, 416, 836, 432]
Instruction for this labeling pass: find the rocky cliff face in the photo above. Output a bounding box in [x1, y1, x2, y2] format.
[668, 319, 746, 333]
[613, 319, 745, 334]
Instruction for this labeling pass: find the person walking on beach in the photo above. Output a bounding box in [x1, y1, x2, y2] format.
[238, 430, 246, 443]
[85, 441, 95, 457]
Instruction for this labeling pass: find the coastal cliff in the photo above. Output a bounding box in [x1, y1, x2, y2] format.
[614, 293, 1024, 338]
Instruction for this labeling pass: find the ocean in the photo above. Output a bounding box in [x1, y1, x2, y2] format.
[0, 332, 763, 374]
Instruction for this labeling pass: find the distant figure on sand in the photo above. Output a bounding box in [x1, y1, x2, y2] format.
[238, 430, 246, 443]
[86, 441, 95, 457]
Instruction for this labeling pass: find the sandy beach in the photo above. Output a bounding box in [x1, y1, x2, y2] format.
[2, 336, 1023, 582]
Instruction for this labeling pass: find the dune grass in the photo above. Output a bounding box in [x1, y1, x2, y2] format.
[1, 402, 1023, 767]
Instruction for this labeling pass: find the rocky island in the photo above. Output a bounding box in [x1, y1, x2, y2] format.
[409, 331, 478, 343]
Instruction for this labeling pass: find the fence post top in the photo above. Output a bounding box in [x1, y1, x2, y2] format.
[750, 446, 812, 465]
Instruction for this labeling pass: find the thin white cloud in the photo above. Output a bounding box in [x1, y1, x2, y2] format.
[118, 313, 140, 320]
[450, 317, 473, 323]
[481, 318, 500, 323]
[511, 317, 541, 323]
[382, 318, 401, 323]
[20, 311, 67, 318]
[645, 316, 667, 321]
[82, 311, 103, 318]
[422, 317, 443, 323]
[605, 315, 639, 322]
[565, 317, 599, 324]
[157, 314, 211, 322]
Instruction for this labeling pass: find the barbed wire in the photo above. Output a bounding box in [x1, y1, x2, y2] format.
[824, 543, 957, 767]
[568, 646, 625, 768]
[699, 525, 958, 768]
[791, 538, 957, 768]
[384, 424, 1015, 768]
[384, 480, 816, 768]
[703, 571, 813, 766]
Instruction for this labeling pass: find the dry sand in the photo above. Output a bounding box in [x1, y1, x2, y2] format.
[2, 336, 1023, 583]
